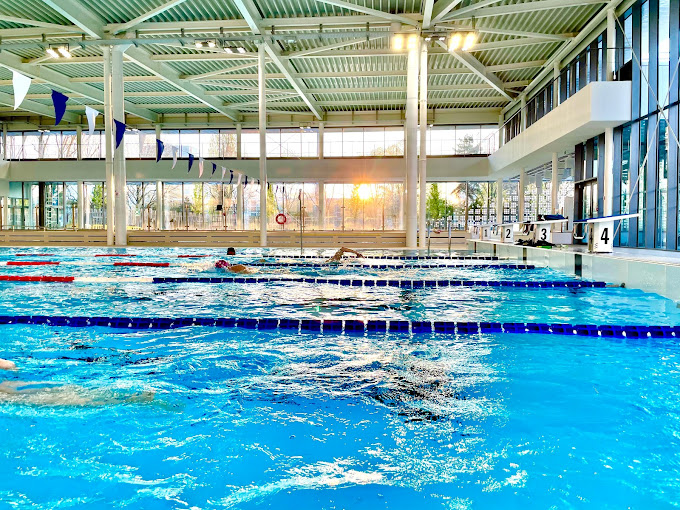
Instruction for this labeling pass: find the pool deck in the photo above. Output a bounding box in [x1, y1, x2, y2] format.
[468, 240, 680, 303]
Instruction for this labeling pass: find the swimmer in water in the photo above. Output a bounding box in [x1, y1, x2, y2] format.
[215, 246, 255, 274]
[0, 357, 155, 407]
[326, 247, 364, 263]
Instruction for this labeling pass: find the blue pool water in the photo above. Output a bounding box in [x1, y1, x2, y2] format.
[0, 247, 679, 509]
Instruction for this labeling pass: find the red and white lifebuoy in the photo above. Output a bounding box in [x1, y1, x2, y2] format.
[275, 213, 287, 225]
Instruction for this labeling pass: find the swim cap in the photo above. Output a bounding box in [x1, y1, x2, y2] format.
[215, 259, 231, 269]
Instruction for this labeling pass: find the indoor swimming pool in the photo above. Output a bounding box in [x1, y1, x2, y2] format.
[1, 247, 679, 509]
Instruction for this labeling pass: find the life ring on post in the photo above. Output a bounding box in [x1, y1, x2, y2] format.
[275, 213, 287, 225]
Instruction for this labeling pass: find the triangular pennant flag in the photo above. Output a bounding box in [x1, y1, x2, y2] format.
[188, 154, 194, 173]
[12, 71, 31, 110]
[114, 120, 126, 150]
[221, 166, 226, 180]
[229, 170, 234, 184]
[244, 176, 248, 187]
[171, 146, 178, 169]
[50, 90, 69, 126]
[85, 106, 98, 135]
[211, 162, 217, 176]
[156, 139, 164, 162]
[198, 158, 204, 178]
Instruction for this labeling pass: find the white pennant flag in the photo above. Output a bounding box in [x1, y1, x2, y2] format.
[85, 106, 99, 135]
[171, 146, 178, 169]
[198, 158, 204, 178]
[12, 71, 31, 110]
[221, 166, 226, 180]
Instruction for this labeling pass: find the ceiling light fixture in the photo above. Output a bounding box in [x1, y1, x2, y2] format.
[448, 33, 462, 52]
[236, 47, 246, 54]
[448, 32, 477, 52]
[57, 45, 72, 58]
[462, 32, 477, 51]
[391, 34, 404, 51]
[46, 45, 71, 58]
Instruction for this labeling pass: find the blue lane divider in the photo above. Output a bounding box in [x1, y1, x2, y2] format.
[0, 315, 676, 338]
[151, 276, 606, 288]
[249, 255, 500, 261]
[245, 262, 535, 269]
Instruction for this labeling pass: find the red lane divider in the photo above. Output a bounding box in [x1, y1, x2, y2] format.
[113, 262, 170, 267]
[177, 255, 211, 258]
[95, 254, 137, 257]
[15, 253, 54, 257]
[7, 261, 60, 266]
[0, 275, 73, 282]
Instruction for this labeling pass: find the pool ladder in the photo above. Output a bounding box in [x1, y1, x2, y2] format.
[426, 219, 453, 255]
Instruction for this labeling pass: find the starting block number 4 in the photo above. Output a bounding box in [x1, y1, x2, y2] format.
[590, 221, 614, 253]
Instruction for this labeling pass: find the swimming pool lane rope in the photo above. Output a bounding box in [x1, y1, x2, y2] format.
[0, 314, 673, 339]
[0, 274, 605, 288]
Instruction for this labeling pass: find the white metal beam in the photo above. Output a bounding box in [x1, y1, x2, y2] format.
[232, 0, 324, 119]
[0, 91, 80, 123]
[445, 0, 607, 20]
[313, 0, 419, 26]
[112, 0, 190, 34]
[422, 0, 436, 29]
[227, 96, 508, 108]
[435, 40, 513, 101]
[438, 0, 505, 21]
[1, 16, 84, 32]
[39, 0, 106, 38]
[37, 0, 242, 120]
[430, 0, 463, 25]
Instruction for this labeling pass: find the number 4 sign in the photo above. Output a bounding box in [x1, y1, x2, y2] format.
[591, 221, 614, 253]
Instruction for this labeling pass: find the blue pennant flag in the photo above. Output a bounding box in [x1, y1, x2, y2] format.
[244, 176, 248, 187]
[114, 119, 126, 150]
[211, 162, 217, 176]
[228, 170, 233, 184]
[257, 179, 260, 185]
[188, 154, 194, 173]
[50, 90, 69, 126]
[156, 139, 164, 162]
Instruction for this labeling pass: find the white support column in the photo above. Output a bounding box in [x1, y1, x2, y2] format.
[553, 61, 560, 109]
[76, 125, 82, 161]
[496, 178, 503, 223]
[603, 7, 616, 216]
[103, 45, 115, 246]
[418, 42, 428, 248]
[518, 169, 526, 222]
[236, 123, 242, 160]
[551, 152, 559, 214]
[156, 180, 164, 230]
[318, 122, 324, 159]
[520, 96, 527, 132]
[1, 124, 6, 160]
[236, 180, 244, 229]
[258, 43, 267, 247]
[112, 46, 128, 246]
[497, 113, 504, 148]
[405, 37, 420, 248]
[77, 180, 84, 229]
[318, 181, 325, 229]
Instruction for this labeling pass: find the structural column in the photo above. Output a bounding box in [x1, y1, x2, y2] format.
[76, 126, 82, 161]
[405, 37, 420, 248]
[258, 43, 267, 247]
[77, 180, 84, 229]
[318, 122, 324, 159]
[518, 169, 526, 222]
[103, 46, 115, 246]
[602, 7, 616, 216]
[553, 61, 560, 109]
[551, 152, 559, 214]
[497, 113, 504, 148]
[496, 178, 503, 223]
[418, 42, 428, 248]
[112, 46, 128, 246]
[236, 123, 242, 159]
[156, 180, 164, 230]
[318, 181, 325, 229]
[236, 179, 244, 229]
[520, 96, 527, 132]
